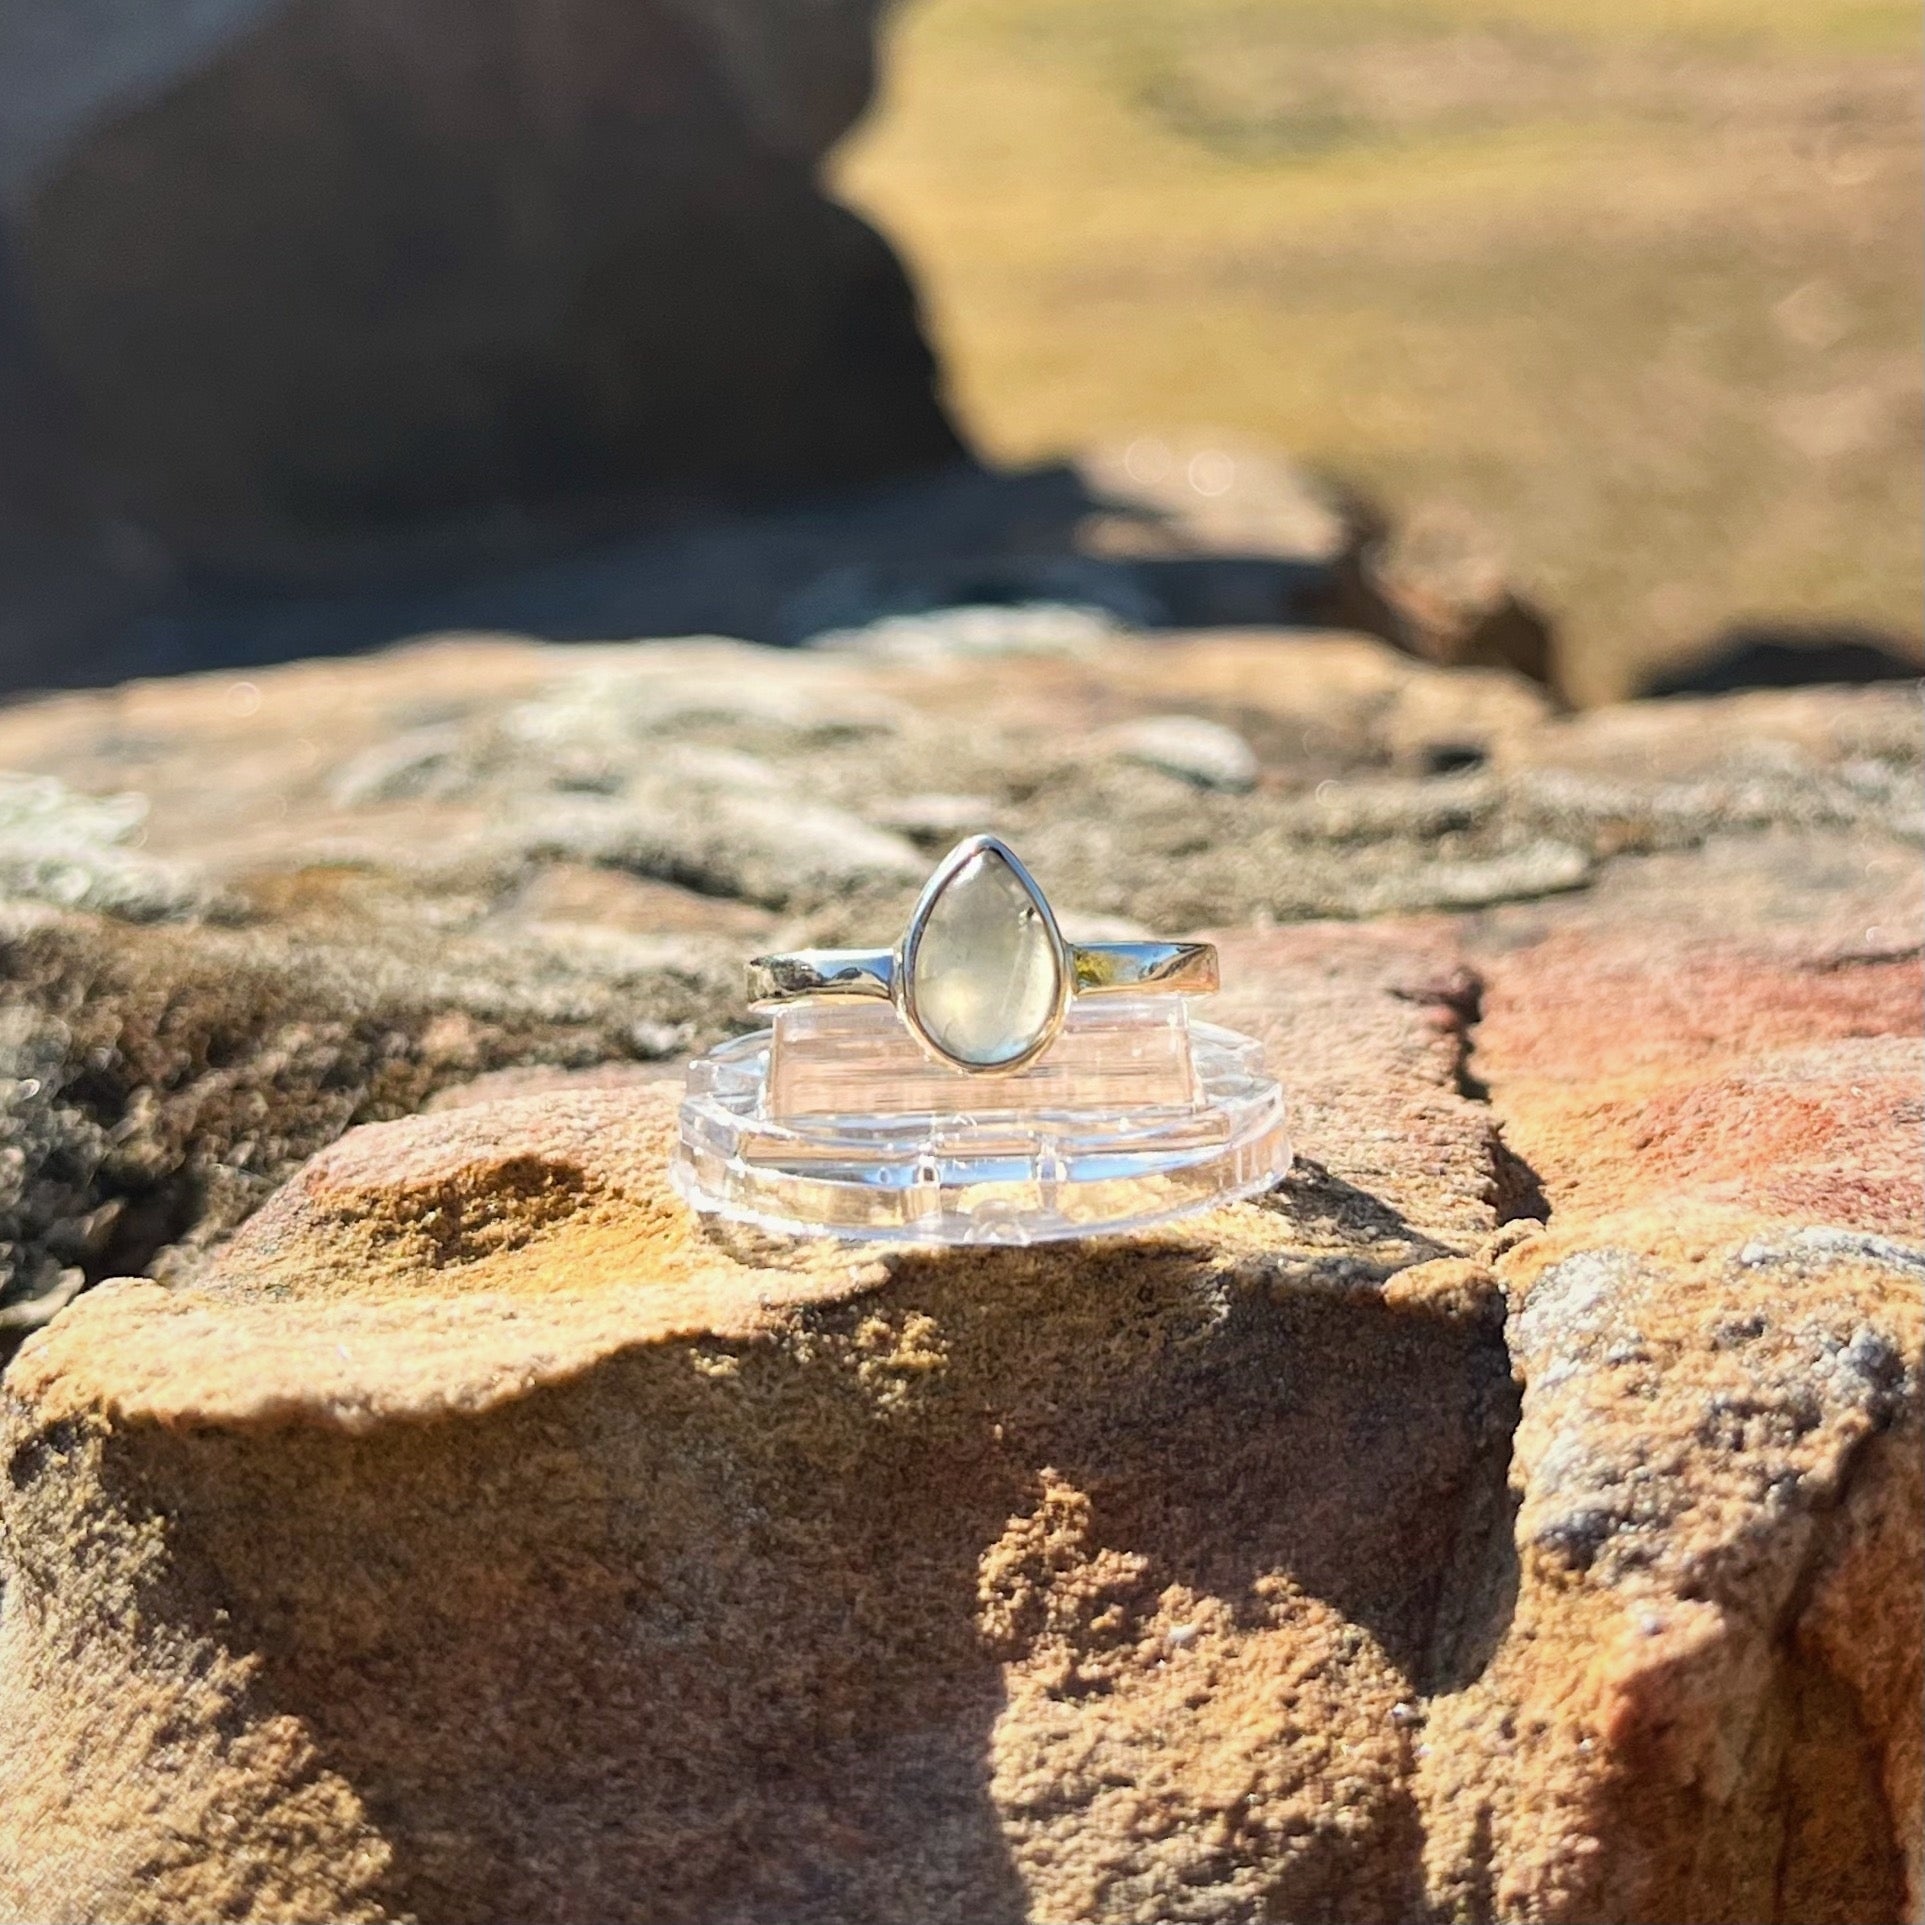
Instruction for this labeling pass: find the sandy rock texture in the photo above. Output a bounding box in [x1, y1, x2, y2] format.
[0, 622, 1917, 1922]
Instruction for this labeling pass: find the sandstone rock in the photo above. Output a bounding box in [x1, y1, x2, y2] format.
[1070, 433, 1364, 632]
[0, 631, 1914, 1321]
[1076, 436, 1356, 570]
[1076, 445, 1560, 694]
[1098, 714, 1260, 792]
[0, 772, 214, 920]
[1365, 500, 1562, 701]
[1423, 827, 1925, 1924]
[0, 893, 740, 1330]
[0, 628, 1917, 1920]
[0, 922, 1521, 1923]
[813, 600, 1129, 662]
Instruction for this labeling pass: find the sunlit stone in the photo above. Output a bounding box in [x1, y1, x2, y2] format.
[910, 849, 1061, 1067]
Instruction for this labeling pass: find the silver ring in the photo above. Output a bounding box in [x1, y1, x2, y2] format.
[748, 834, 1218, 1074]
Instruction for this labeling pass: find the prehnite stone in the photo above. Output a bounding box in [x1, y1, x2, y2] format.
[910, 849, 1062, 1067]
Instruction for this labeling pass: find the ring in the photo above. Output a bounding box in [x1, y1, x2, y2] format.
[747, 834, 1218, 1074]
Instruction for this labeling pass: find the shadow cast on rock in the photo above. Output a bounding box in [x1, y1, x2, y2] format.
[92, 1232, 1521, 1922]
[26, 454, 1397, 694]
[1636, 621, 1923, 698]
[1254, 1157, 1457, 1268]
[118, 1336, 1032, 1925]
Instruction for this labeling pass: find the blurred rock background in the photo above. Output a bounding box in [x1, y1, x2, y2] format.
[837, 0, 1924, 704]
[0, 0, 1917, 700]
[0, 0, 961, 683]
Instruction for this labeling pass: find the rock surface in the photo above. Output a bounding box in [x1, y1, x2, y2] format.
[0, 623, 1917, 1921]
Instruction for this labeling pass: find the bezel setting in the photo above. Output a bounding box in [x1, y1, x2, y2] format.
[895, 834, 1073, 1075]
[743, 835, 1221, 1077]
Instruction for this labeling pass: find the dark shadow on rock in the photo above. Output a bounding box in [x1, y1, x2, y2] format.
[1489, 1136, 1551, 1227]
[1637, 622, 1924, 698]
[94, 1234, 1522, 1921]
[2, 457, 1384, 696]
[1255, 1157, 1455, 1267]
[902, 1240, 1520, 1919]
[119, 1341, 1035, 1925]
[950, 1244, 1523, 1685]
[0, 231, 169, 686]
[1, 0, 966, 697]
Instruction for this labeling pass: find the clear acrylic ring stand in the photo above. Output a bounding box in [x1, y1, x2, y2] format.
[672, 994, 1290, 1245]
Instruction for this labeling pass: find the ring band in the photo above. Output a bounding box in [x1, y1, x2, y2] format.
[745, 941, 1218, 1005]
[748, 835, 1218, 1074]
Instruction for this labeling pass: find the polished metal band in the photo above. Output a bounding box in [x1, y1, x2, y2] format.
[747, 948, 897, 1005]
[1071, 940, 1219, 997]
[748, 939, 1217, 1011]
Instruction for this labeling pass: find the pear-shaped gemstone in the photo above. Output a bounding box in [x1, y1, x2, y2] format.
[910, 848, 1062, 1067]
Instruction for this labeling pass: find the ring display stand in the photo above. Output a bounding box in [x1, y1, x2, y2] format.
[672, 996, 1290, 1245]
